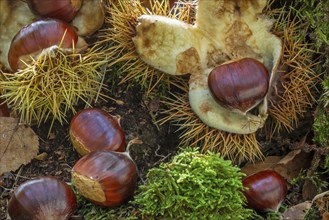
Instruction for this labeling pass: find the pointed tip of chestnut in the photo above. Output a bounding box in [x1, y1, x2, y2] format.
[27, 0, 82, 22]
[243, 170, 287, 212]
[8, 176, 77, 220]
[69, 108, 126, 156]
[71, 150, 138, 207]
[208, 58, 270, 113]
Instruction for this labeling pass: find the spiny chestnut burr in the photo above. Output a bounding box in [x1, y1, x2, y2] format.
[27, 0, 82, 22]
[8, 18, 78, 71]
[71, 150, 138, 207]
[242, 170, 287, 212]
[69, 108, 126, 156]
[8, 176, 77, 220]
[208, 58, 270, 114]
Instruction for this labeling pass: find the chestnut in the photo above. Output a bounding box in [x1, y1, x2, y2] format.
[8, 176, 77, 220]
[242, 170, 287, 212]
[71, 150, 138, 207]
[208, 58, 269, 114]
[27, 0, 82, 22]
[8, 18, 78, 71]
[69, 108, 126, 156]
[0, 98, 10, 117]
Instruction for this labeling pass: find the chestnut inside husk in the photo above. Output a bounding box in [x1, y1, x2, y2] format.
[8, 18, 78, 71]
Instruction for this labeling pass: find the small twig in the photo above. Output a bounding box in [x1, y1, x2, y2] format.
[153, 145, 172, 166]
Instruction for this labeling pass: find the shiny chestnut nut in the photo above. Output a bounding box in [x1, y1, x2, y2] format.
[8, 176, 77, 220]
[208, 58, 269, 114]
[27, 0, 82, 22]
[8, 18, 78, 71]
[243, 170, 287, 212]
[71, 150, 138, 207]
[69, 108, 126, 156]
[0, 98, 10, 117]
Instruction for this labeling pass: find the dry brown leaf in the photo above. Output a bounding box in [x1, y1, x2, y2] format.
[241, 150, 313, 182]
[273, 149, 313, 181]
[0, 117, 39, 174]
[282, 201, 312, 220]
[313, 191, 329, 219]
[303, 178, 319, 201]
[241, 156, 282, 176]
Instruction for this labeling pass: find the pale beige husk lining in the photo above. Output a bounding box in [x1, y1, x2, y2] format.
[134, 0, 282, 134]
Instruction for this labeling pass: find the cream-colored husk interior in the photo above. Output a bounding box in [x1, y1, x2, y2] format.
[134, 0, 282, 134]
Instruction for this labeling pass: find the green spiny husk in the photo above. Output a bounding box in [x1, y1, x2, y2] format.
[0, 46, 107, 128]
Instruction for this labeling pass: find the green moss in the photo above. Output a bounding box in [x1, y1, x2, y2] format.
[313, 108, 329, 146]
[75, 193, 138, 220]
[321, 76, 329, 107]
[133, 148, 255, 219]
[295, 0, 329, 49]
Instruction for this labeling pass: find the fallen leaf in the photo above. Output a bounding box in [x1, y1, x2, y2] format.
[313, 191, 329, 219]
[0, 117, 39, 174]
[302, 178, 319, 201]
[273, 149, 313, 181]
[282, 201, 312, 220]
[241, 156, 282, 176]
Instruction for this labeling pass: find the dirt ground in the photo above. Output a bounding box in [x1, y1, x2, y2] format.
[0, 81, 181, 219]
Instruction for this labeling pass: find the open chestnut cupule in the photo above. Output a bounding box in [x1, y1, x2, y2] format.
[133, 0, 282, 134]
[0, 0, 104, 71]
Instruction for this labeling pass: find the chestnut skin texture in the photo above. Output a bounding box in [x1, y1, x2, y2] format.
[72, 150, 138, 207]
[243, 170, 287, 212]
[8, 176, 77, 220]
[208, 58, 269, 113]
[8, 19, 78, 71]
[27, 0, 82, 22]
[69, 108, 126, 156]
[0, 98, 10, 117]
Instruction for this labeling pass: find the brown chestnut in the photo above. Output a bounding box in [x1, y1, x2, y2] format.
[69, 108, 126, 156]
[8, 18, 78, 71]
[27, 0, 82, 22]
[8, 176, 77, 220]
[243, 170, 287, 212]
[0, 98, 10, 117]
[208, 58, 269, 114]
[71, 150, 138, 207]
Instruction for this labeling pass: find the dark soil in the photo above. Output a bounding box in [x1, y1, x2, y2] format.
[0, 82, 180, 219]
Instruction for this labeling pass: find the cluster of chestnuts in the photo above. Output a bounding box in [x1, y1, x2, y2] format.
[69, 108, 138, 207]
[7, 108, 138, 219]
